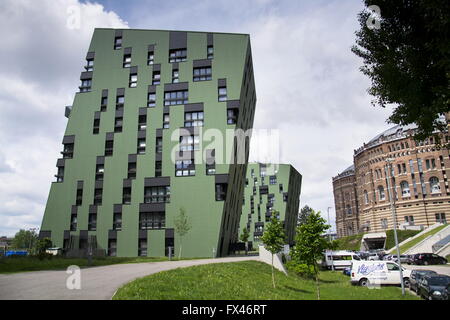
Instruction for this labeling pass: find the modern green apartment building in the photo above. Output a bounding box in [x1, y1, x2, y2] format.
[40, 28, 256, 258]
[239, 163, 302, 247]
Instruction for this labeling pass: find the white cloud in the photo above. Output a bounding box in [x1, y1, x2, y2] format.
[0, 0, 128, 236]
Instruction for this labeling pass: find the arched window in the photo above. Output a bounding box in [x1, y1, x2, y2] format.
[364, 190, 369, 204]
[429, 177, 440, 194]
[378, 186, 385, 200]
[346, 204, 352, 215]
[400, 181, 410, 197]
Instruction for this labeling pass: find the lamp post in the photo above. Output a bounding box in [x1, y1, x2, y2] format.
[327, 207, 334, 271]
[384, 158, 405, 295]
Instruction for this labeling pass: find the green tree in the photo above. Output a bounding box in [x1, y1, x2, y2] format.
[174, 207, 192, 259]
[352, 0, 450, 143]
[260, 212, 286, 288]
[35, 238, 52, 259]
[11, 229, 38, 250]
[298, 205, 313, 226]
[239, 227, 250, 255]
[291, 209, 331, 300]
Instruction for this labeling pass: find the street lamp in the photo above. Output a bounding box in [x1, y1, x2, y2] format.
[327, 207, 334, 271]
[384, 158, 405, 295]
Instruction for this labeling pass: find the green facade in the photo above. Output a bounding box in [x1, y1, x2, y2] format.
[239, 163, 302, 247]
[40, 28, 256, 258]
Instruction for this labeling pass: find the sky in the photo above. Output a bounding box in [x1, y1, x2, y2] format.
[0, 0, 396, 237]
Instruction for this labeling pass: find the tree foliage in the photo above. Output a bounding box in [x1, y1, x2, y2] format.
[174, 207, 192, 258]
[298, 205, 314, 226]
[11, 229, 38, 249]
[261, 212, 286, 288]
[352, 0, 450, 142]
[291, 209, 331, 300]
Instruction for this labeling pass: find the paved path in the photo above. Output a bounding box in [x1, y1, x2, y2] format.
[0, 256, 259, 300]
[404, 264, 450, 276]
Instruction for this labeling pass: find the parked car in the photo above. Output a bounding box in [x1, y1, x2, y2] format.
[343, 267, 351, 276]
[405, 255, 414, 265]
[322, 250, 362, 270]
[383, 254, 392, 261]
[367, 253, 380, 261]
[409, 269, 437, 293]
[418, 274, 450, 300]
[390, 254, 410, 264]
[443, 283, 450, 300]
[350, 260, 411, 287]
[411, 253, 448, 265]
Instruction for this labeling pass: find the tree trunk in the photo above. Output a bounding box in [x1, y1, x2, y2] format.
[314, 262, 320, 300]
[178, 238, 182, 259]
[245, 242, 248, 256]
[272, 253, 276, 288]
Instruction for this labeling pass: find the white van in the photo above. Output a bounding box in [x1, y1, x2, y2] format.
[351, 260, 411, 287]
[322, 250, 361, 270]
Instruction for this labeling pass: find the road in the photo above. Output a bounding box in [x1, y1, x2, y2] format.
[0, 256, 259, 300]
[404, 264, 450, 276]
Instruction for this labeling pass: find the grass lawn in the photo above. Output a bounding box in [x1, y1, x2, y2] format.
[0, 256, 194, 274]
[334, 233, 364, 251]
[112, 260, 419, 300]
[385, 229, 421, 250]
[399, 224, 448, 254]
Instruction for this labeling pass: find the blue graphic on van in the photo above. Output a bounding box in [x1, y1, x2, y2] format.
[357, 263, 384, 275]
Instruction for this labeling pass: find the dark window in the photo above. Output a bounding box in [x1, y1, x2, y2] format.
[269, 175, 277, 185]
[76, 188, 83, 206]
[227, 109, 238, 124]
[138, 238, 147, 256]
[193, 67, 212, 81]
[85, 59, 94, 72]
[108, 239, 117, 256]
[123, 54, 131, 68]
[129, 73, 137, 88]
[113, 212, 122, 231]
[207, 45, 214, 59]
[163, 113, 170, 129]
[116, 95, 124, 111]
[95, 164, 104, 181]
[114, 37, 122, 50]
[128, 161, 136, 179]
[138, 114, 147, 131]
[147, 51, 154, 65]
[93, 188, 102, 205]
[122, 187, 131, 204]
[93, 119, 100, 134]
[105, 140, 113, 156]
[152, 71, 160, 85]
[88, 213, 97, 231]
[164, 90, 188, 106]
[70, 214, 77, 231]
[62, 143, 74, 158]
[215, 183, 227, 201]
[169, 49, 187, 63]
[184, 111, 204, 127]
[79, 79, 92, 92]
[137, 137, 146, 154]
[155, 161, 162, 177]
[175, 159, 195, 176]
[156, 137, 163, 153]
[279, 184, 283, 193]
[147, 93, 156, 107]
[179, 134, 200, 152]
[144, 186, 170, 203]
[114, 116, 123, 132]
[218, 87, 227, 102]
[139, 212, 166, 229]
[172, 69, 179, 83]
[100, 96, 107, 111]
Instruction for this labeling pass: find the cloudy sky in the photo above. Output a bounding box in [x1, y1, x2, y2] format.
[0, 0, 395, 236]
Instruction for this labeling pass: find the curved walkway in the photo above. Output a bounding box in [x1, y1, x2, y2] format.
[0, 256, 259, 300]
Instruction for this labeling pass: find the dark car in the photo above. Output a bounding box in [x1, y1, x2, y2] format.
[409, 269, 437, 293]
[418, 274, 450, 300]
[411, 253, 448, 265]
[444, 284, 450, 300]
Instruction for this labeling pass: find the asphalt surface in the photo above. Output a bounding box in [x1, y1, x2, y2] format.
[404, 264, 450, 276]
[0, 256, 259, 300]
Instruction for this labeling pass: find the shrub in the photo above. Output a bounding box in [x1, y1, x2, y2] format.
[286, 261, 315, 279]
